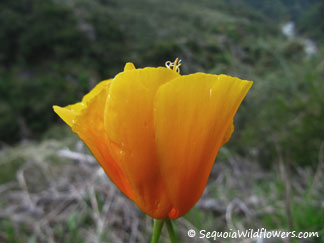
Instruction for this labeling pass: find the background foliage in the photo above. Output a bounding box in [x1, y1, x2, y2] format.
[1, 0, 323, 166]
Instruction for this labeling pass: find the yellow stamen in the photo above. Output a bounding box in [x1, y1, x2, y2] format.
[165, 58, 182, 73]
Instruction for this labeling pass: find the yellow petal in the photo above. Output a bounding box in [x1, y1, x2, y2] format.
[104, 67, 179, 218]
[82, 80, 110, 104]
[53, 80, 134, 200]
[53, 105, 79, 127]
[222, 122, 234, 145]
[52, 80, 110, 126]
[124, 62, 136, 71]
[154, 73, 253, 217]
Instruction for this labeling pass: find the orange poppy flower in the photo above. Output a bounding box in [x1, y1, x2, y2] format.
[53, 60, 253, 219]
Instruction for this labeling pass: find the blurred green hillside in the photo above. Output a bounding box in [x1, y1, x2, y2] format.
[1, 0, 323, 167]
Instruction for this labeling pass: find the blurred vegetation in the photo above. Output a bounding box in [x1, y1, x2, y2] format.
[0, 131, 323, 242]
[1, 0, 323, 167]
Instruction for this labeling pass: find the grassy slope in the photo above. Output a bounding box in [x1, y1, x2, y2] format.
[0, 127, 323, 242]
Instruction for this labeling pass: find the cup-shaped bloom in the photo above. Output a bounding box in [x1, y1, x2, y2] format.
[53, 62, 253, 219]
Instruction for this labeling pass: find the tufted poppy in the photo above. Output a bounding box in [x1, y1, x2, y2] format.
[53, 59, 253, 222]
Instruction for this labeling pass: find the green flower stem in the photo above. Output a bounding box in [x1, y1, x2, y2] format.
[151, 219, 164, 243]
[165, 219, 177, 243]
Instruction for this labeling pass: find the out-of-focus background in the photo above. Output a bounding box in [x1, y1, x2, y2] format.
[0, 0, 323, 242]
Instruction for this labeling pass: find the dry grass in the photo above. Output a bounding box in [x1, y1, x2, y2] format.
[0, 139, 147, 242]
[0, 136, 323, 243]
